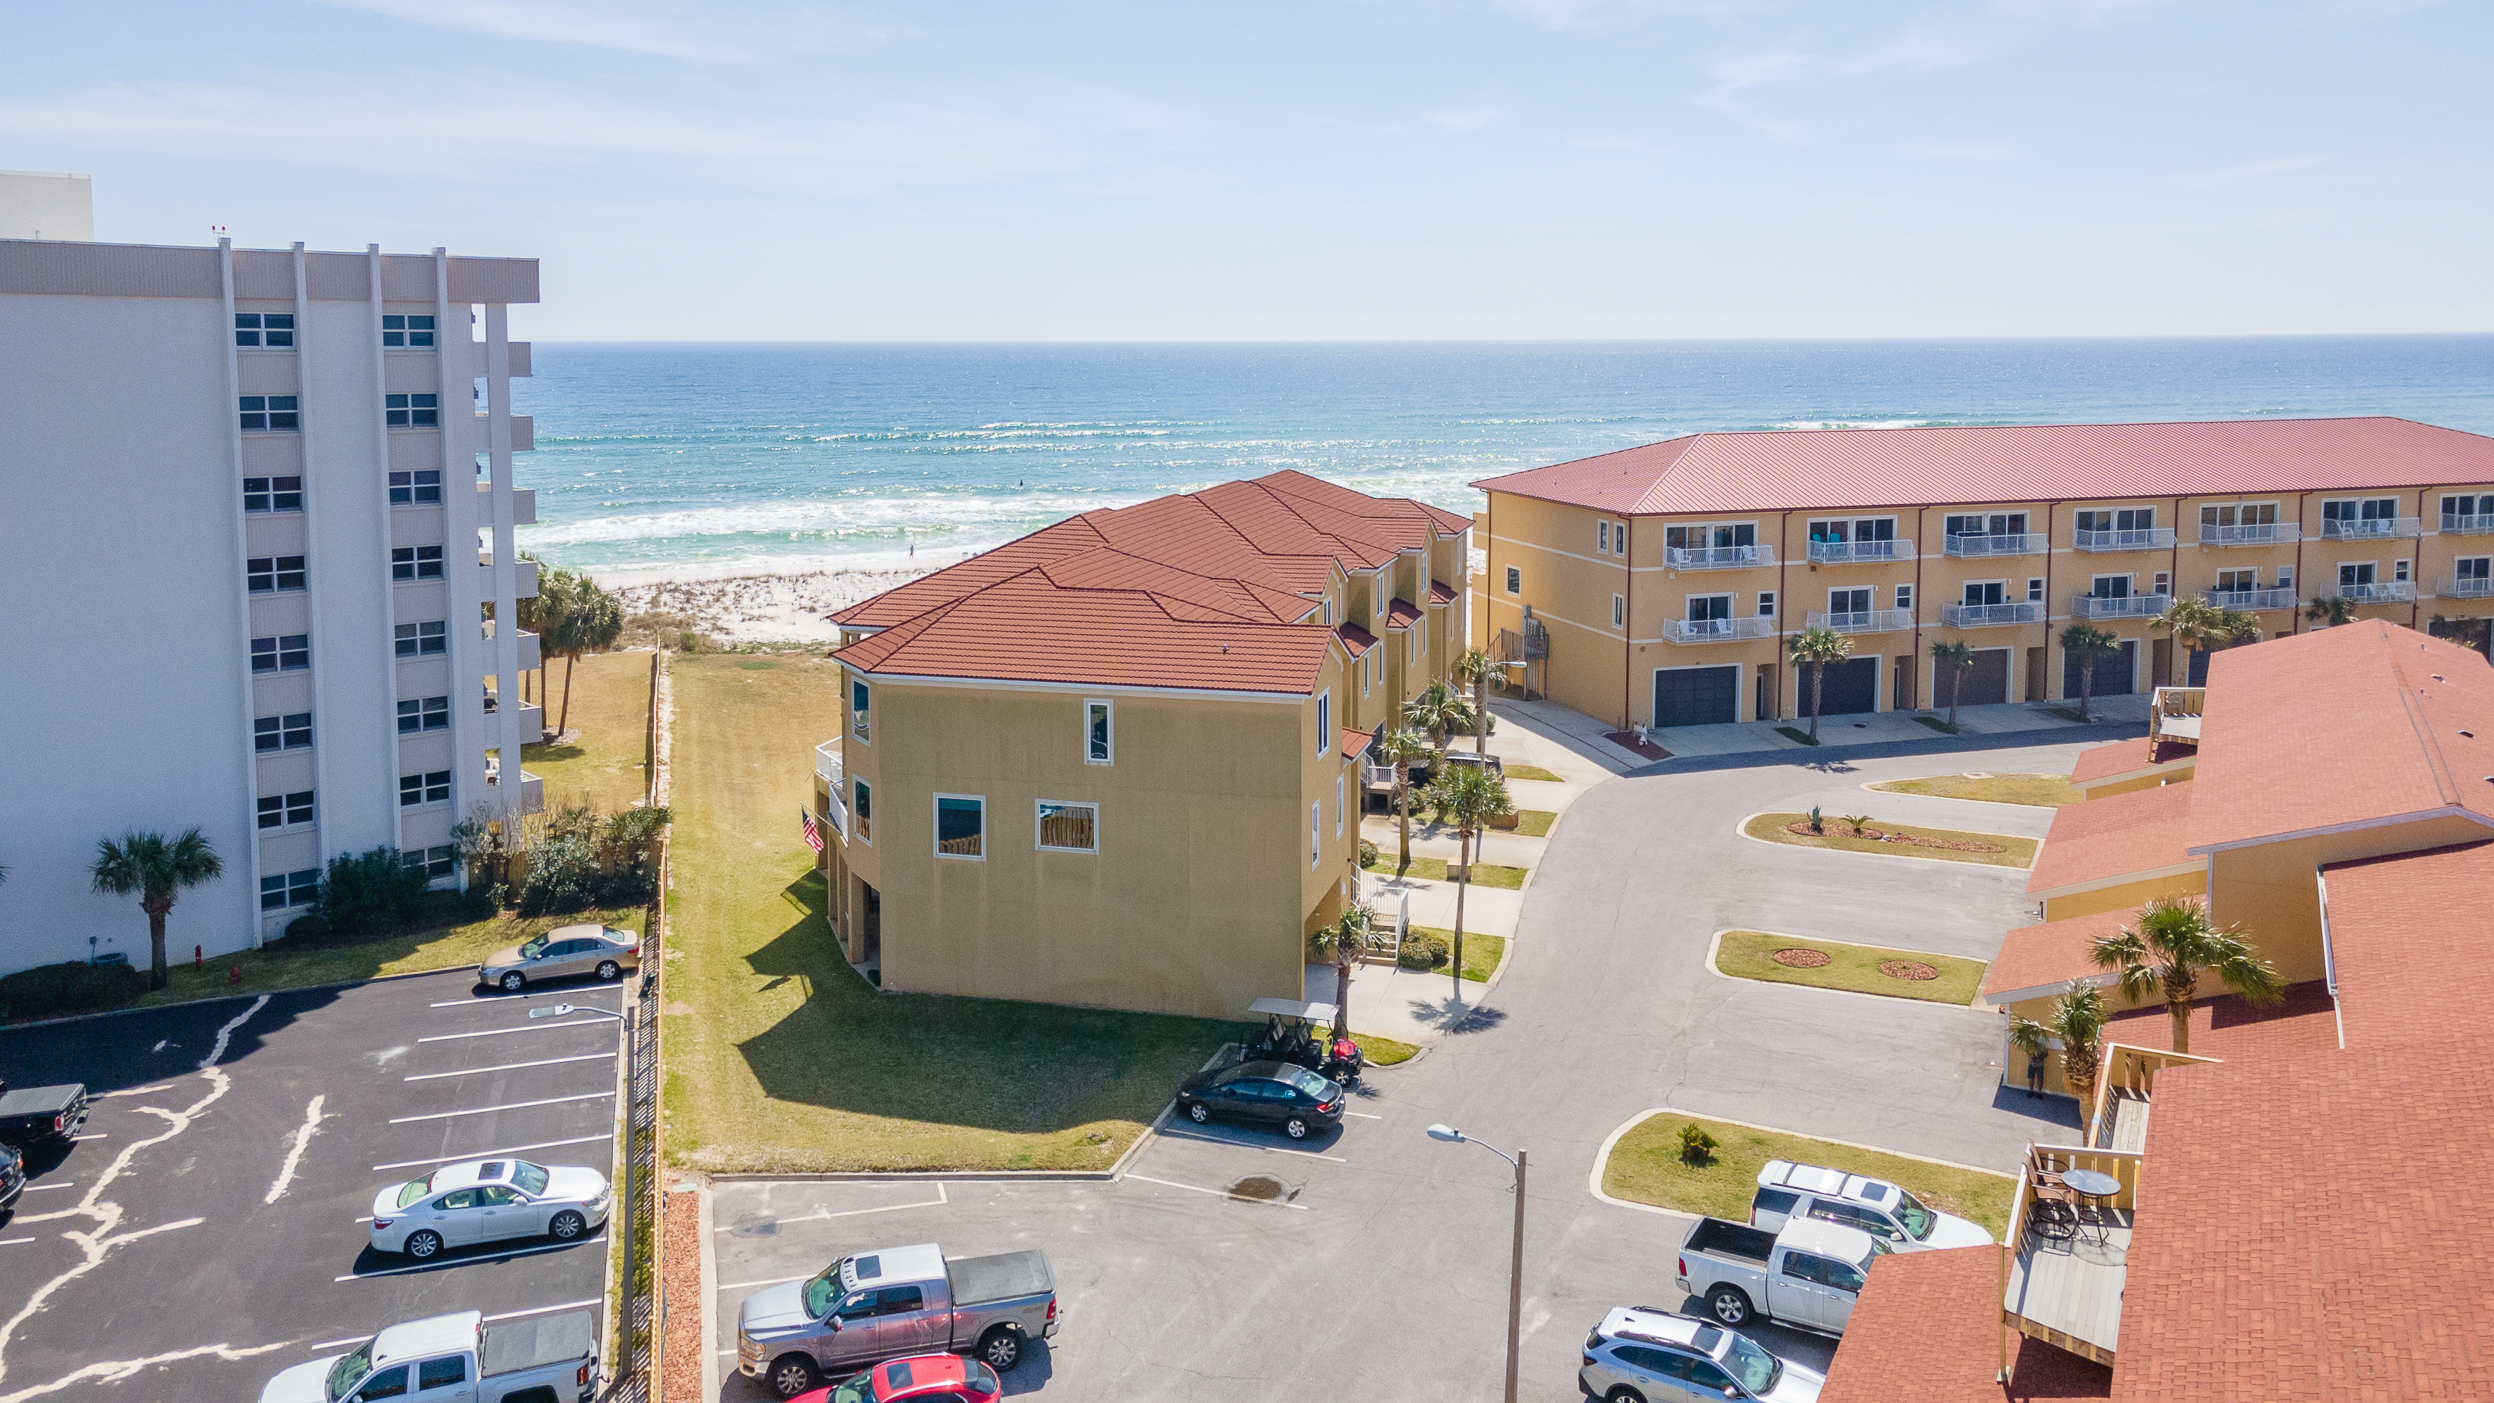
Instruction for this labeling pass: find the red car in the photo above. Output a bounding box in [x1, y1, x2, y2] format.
[797, 1353, 1003, 1403]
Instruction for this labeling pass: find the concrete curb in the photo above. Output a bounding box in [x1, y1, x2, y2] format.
[1586, 1110, 1703, 1222]
[1701, 929, 1989, 1011]
[1731, 811, 2038, 872]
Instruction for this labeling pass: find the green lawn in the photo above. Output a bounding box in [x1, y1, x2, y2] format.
[1742, 812, 2036, 869]
[1714, 930, 1986, 1006]
[1509, 809, 1556, 838]
[1408, 926, 1506, 982]
[525, 649, 657, 813]
[1500, 763, 1565, 783]
[1603, 1112, 2015, 1238]
[661, 655, 1247, 1173]
[1869, 772, 2081, 807]
[1353, 1032, 1418, 1066]
[1361, 854, 1529, 888]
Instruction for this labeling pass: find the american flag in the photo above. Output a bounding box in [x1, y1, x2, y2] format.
[800, 806, 824, 854]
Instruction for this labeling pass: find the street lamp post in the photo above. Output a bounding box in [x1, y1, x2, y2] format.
[1428, 1123, 1526, 1403]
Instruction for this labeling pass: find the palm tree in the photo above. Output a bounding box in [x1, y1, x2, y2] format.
[2059, 622, 2121, 722]
[2089, 895, 2286, 1056]
[2155, 596, 2262, 685]
[1452, 646, 1496, 755]
[541, 572, 625, 738]
[1929, 638, 1975, 732]
[1379, 726, 1433, 873]
[1423, 762, 1512, 996]
[2305, 594, 2356, 630]
[1785, 627, 1853, 741]
[91, 829, 225, 991]
[1307, 902, 1373, 1040]
[1403, 681, 1473, 758]
[2009, 981, 2111, 1108]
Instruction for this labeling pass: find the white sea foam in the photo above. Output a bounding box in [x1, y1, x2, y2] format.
[1770, 418, 1941, 431]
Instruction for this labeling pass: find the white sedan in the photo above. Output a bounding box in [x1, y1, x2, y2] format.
[369, 1157, 610, 1260]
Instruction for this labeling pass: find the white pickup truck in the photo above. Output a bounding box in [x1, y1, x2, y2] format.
[259, 1309, 596, 1403]
[1674, 1217, 1889, 1335]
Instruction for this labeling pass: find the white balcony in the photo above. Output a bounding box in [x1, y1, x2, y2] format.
[482, 620, 542, 670]
[2440, 575, 2494, 600]
[2441, 513, 2494, 536]
[1661, 616, 1779, 644]
[815, 738, 844, 787]
[479, 556, 539, 599]
[1805, 608, 1914, 635]
[1806, 539, 1914, 565]
[2328, 580, 2416, 604]
[477, 412, 536, 452]
[2070, 594, 2173, 621]
[2202, 586, 2297, 611]
[1942, 601, 2044, 628]
[2320, 516, 2420, 541]
[2198, 523, 2300, 546]
[2073, 527, 2177, 552]
[478, 482, 537, 525]
[482, 693, 547, 742]
[1943, 532, 2049, 558]
[1665, 543, 1776, 571]
[484, 759, 544, 814]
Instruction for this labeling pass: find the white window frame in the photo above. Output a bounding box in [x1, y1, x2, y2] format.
[1361, 653, 1371, 698]
[381, 313, 436, 348]
[1505, 566, 1521, 595]
[852, 777, 873, 845]
[259, 789, 317, 829]
[850, 676, 871, 744]
[1335, 774, 1345, 838]
[1894, 584, 1914, 611]
[1960, 580, 2008, 607]
[1311, 802, 1322, 869]
[2395, 559, 2412, 583]
[1374, 569, 1388, 620]
[2152, 571, 2172, 595]
[1035, 799, 1099, 854]
[933, 792, 986, 861]
[2026, 578, 2045, 602]
[397, 771, 451, 808]
[1315, 690, 1331, 755]
[1829, 585, 1874, 614]
[1613, 594, 1626, 628]
[2276, 566, 2294, 590]
[1756, 591, 1777, 618]
[1083, 698, 1112, 765]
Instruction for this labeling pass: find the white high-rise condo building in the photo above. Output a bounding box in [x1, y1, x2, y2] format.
[0, 236, 542, 972]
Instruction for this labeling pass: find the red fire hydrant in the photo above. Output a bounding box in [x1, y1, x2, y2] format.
[195, 945, 204, 972]
[229, 964, 243, 986]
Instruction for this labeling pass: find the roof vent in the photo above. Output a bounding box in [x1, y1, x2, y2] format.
[2462, 730, 2476, 739]
[2432, 674, 2446, 683]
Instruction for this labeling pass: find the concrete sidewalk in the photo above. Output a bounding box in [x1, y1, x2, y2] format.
[1501, 692, 2153, 773]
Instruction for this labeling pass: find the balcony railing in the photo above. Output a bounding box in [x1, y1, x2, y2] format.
[815, 739, 844, 787]
[2321, 516, 2419, 541]
[2150, 686, 2204, 745]
[2003, 1142, 2138, 1369]
[1661, 616, 1779, 644]
[1665, 544, 1776, 571]
[2440, 575, 2494, 600]
[1942, 601, 2043, 628]
[2201, 586, 2297, 611]
[1804, 608, 1914, 635]
[1943, 532, 2048, 558]
[2328, 580, 2416, 603]
[2442, 512, 2494, 535]
[2070, 593, 2173, 621]
[1805, 539, 1913, 565]
[2198, 522, 2299, 546]
[2072, 527, 2177, 552]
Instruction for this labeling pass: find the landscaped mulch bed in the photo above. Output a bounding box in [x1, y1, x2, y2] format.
[1772, 948, 1833, 969]
[1878, 960, 1940, 982]
[660, 1190, 703, 1402]
[1713, 929, 1987, 1006]
[1783, 821, 2004, 853]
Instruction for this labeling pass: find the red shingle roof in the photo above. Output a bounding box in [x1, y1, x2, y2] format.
[1984, 906, 2142, 1004]
[1334, 622, 1379, 658]
[2026, 782, 2196, 898]
[2099, 981, 2339, 1064]
[2068, 738, 2194, 789]
[1820, 1247, 2110, 1403]
[1385, 598, 1422, 630]
[2317, 840, 2494, 1051]
[1427, 579, 1459, 606]
[1472, 417, 2494, 516]
[2184, 623, 2494, 853]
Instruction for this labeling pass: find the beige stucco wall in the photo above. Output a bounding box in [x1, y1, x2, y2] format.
[2208, 814, 2494, 985]
[2040, 870, 2206, 923]
[2080, 767, 2194, 799]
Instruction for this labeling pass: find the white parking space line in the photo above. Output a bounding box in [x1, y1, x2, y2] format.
[717, 1273, 812, 1291]
[429, 989, 622, 1009]
[416, 1017, 616, 1043]
[386, 1091, 613, 1125]
[1124, 1172, 1312, 1210]
[1343, 1111, 1384, 1120]
[100, 1083, 176, 1097]
[308, 1335, 372, 1352]
[335, 1234, 602, 1281]
[403, 1052, 615, 1082]
[17, 1183, 75, 1193]
[485, 1298, 604, 1323]
[0, 1236, 37, 1245]
[712, 1184, 948, 1234]
[1152, 1129, 1348, 1163]
[71, 1133, 110, 1140]
[372, 1133, 612, 1172]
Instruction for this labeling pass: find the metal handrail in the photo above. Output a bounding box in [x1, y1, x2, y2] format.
[2200, 586, 2297, 610]
[2320, 516, 2420, 540]
[1942, 602, 2043, 627]
[2070, 594, 2173, 620]
[1943, 532, 2048, 558]
[1665, 544, 1775, 570]
[2072, 527, 2177, 552]
[2441, 513, 2494, 535]
[1804, 608, 1914, 634]
[2440, 575, 2494, 599]
[1805, 539, 1913, 565]
[2198, 523, 2300, 546]
[1661, 616, 1777, 643]
[2329, 580, 2417, 603]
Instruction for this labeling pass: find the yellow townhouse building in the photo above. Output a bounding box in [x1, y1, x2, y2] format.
[1469, 417, 2494, 732]
[805, 471, 1471, 1019]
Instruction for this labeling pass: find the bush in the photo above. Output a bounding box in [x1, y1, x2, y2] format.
[311, 847, 436, 936]
[1358, 838, 1380, 869]
[0, 961, 146, 1023]
[516, 803, 671, 917]
[1678, 1122, 1719, 1165]
[1397, 931, 1450, 970]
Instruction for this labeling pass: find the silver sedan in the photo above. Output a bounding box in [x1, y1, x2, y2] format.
[478, 923, 639, 993]
[369, 1157, 611, 1259]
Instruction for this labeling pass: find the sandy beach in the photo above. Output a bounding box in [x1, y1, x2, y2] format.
[602, 566, 931, 645]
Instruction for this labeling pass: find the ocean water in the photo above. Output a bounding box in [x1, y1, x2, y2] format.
[509, 338, 2494, 580]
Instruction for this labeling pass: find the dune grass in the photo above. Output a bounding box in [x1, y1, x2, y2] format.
[1713, 930, 1985, 1006]
[1742, 812, 2036, 869]
[1869, 773, 2080, 808]
[1602, 1112, 2015, 1238]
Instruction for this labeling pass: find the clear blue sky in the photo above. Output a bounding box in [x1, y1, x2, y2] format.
[10, 1, 2488, 340]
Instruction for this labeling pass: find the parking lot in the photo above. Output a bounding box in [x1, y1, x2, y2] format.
[0, 967, 624, 1401]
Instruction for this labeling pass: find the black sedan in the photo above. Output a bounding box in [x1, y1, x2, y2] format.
[1175, 1060, 1346, 1140]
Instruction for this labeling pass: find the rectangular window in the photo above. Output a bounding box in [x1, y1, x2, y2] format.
[1336, 774, 1345, 838]
[394, 621, 448, 657]
[1598, 520, 1610, 554]
[2276, 566, 2294, 591]
[234, 312, 295, 348]
[387, 470, 442, 504]
[1374, 572, 1388, 619]
[2323, 497, 2400, 523]
[1806, 517, 1897, 542]
[2341, 562, 2376, 587]
[257, 790, 315, 830]
[2458, 557, 2492, 582]
[2027, 578, 2045, 602]
[2214, 568, 2258, 594]
[242, 476, 302, 512]
[1830, 587, 1873, 615]
[2201, 502, 2280, 527]
[239, 395, 299, 432]
[850, 678, 871, 742]
[1944, 512, 2029, 536]
[1963, 581, 2007, 607]
[1756, 591, 1776, 618]
[390, 545, 444, 581]
[1085, 699, 1112, 764]
[1613, 594, 1625, 628]
[1315, 691, 1331, 755]
[2152, 571, 2172, 595]
[2395, 559, 2412, 583]
[1894, 584, 1914, 611]
[384, 393, 439, 428]
[397, 696, 450, 733]
[381, 314, 436, 348]
[1688, 594, 1732, 622]
[1505, 566, 1521, 595]
[2090, 575, 2132, 599]
[254, 712, 313, 752]
[398, 770, 452, 806]
[247, 555, 307, 593]
[1037, 800, 1099, 853]
[260, 867, 320, 910]
[402, 844, 458, 880]
[935, 795, 985, 860]
[1311, 802, 1321, 869]
[251, 634, 310, 672]
[853, 778, 873, 843]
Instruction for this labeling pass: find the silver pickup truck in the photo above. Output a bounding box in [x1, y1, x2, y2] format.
[1674, 1216, 1889, 1336]
[738, 1241, 1059, 1399]
[259, 1308, 596, 1403]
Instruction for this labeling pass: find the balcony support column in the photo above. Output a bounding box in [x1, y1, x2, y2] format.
[1910, 507, 1925, 713]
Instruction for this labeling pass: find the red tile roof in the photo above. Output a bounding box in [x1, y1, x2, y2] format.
[2184, 622, 2494, 853]
[1820, 1247, 2110, 1403]
[1472, 417, 2494, 516]
[2317, 840, 2494, 1050]
[2067, 738, 2194, 789]
[2026, 782, 2196, 898]
[1339, 728, 1372, 762]
[1427, 579, 1458, 606]
[1984, 906, 2142, 1003]
[1385, 598, 1422, 630]
[1334, 622, 1379, 658]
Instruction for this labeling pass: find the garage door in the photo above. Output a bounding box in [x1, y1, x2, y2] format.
[1653, 665, 1739, 729]
[1814, 656, 1880, 716]
[2065, 641, 2138, 699]
[1937, 648, 2012, 710]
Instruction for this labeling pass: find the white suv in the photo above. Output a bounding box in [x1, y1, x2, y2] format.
[1577, 1306, 1823, 1403]
[1749, 1160, 1992, 1250]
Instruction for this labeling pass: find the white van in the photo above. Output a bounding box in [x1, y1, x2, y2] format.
[1749, 1160, 1993, 1250]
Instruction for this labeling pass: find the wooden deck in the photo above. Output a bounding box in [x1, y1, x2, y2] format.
[2105, 1088, 2150, 1153]
[2005, 1211, 2132, 1365]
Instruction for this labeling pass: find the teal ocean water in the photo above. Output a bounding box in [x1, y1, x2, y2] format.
[509, 338, 2494, 580]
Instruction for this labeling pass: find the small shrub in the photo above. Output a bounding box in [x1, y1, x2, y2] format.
[0, 961, 146, 1023]
[1397, 931, 1451, 970]
[518, 832, 602, 916]
[1807, 805, 1824, 834]
[311, 847, 435, 936]
[1678, 1122, 1719, 1166]
[1838, 813, 1873, 837]
[1358, 838, 1380, 869]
